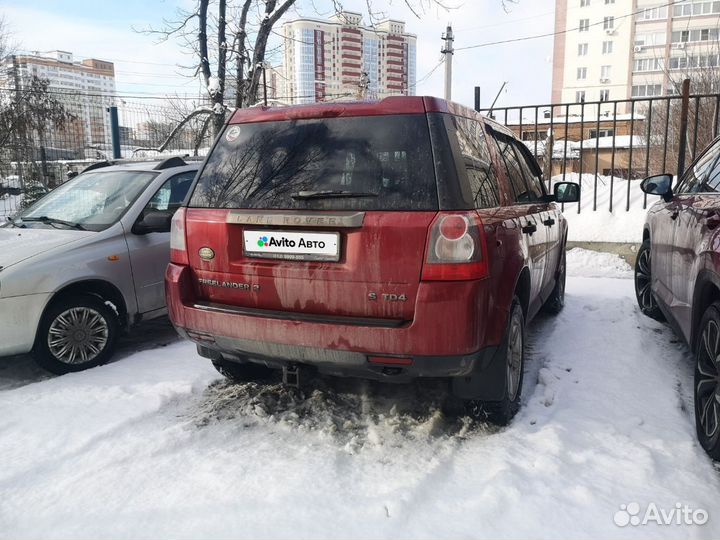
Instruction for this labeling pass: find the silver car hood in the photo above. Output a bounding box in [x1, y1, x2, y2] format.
[0, 227, 95, 270]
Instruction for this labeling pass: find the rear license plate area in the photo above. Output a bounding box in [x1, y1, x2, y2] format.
[243, 230, 340, 261]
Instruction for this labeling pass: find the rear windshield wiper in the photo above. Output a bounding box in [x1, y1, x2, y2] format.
[21, 216, 87, 230]
[291, 190, 378, 200]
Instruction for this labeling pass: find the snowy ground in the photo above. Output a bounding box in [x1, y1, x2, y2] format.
[1, 249, 719, 539]
[551, 173, 652, 244]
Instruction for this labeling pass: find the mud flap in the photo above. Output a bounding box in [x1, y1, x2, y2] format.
[450, 344, 506, 401]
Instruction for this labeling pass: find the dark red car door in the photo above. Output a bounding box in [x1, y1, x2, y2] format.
[671, 140, 720, 340]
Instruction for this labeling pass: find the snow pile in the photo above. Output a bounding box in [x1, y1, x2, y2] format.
[553, 173, 652, 243]
[567, 247, 633, 279]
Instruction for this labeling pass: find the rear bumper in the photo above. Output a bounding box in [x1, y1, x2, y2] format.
[166, 262, 507, 358]
[187, 332, 500, 384]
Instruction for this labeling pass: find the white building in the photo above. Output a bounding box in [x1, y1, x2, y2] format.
[1, 51, 116, 147]
[281, 11, 417, 104]
[552, 0, 720, 111]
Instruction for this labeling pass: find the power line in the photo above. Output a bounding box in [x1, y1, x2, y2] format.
[456, 0, 683, 51]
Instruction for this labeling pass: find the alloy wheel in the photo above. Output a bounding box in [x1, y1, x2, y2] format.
[635, 247, 655, 312]
[506, 311, 523, 401]
[697, 319, 720, 440]
[47, 307, 109, 365]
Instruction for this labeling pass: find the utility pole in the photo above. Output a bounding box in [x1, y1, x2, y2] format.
[11, 55, 23, 190]
[441, 25, 454, 101]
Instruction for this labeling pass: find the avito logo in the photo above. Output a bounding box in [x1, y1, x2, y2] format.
[257, 235, 326, 249]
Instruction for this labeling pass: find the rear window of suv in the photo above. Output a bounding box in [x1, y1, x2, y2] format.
[188, 114, 438, 210]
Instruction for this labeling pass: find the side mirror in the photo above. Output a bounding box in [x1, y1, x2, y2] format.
[132, 210, 172, 235]
[554, 182, 580, 203]
[641, 174, 673, 201]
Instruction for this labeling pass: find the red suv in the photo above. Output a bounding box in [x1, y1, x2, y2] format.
[636, 135, 720, 457]
[166, 97, 579, 424]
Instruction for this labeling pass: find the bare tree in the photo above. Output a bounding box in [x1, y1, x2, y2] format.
[145, 0, 488, 137]
[639, 40, 720, 176]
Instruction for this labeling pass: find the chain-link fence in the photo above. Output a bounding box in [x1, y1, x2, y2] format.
[1, 90, 215, 218]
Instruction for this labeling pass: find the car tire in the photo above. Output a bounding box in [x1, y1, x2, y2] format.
[694, 302, 720, 460]
[543, 249, 566, 315]
[634, 239, 665, 321]
[211, 358, 275, 383]
[33, 294, 118, 374]
[472, 297, 525, 426]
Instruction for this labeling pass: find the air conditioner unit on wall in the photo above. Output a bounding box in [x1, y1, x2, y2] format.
[600, 78, 610, 83]
[673, 42, 686, 49]
[634, 45, 644, 52]
[605, 29, 615, 35]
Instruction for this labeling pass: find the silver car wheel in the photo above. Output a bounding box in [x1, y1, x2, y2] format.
[47, 307, 109, 365]
[506, 310, 524, 401]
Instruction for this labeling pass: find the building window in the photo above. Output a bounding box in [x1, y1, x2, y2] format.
[673, 2, 720, 17]
[602, 41, 613, 54]
[600, 89, 610, 101]
[631, 84, 662, 97]
[590, 128, 615, 138]
[671, 28, 719, 43]
[578, 43, 588, 56]
[638, 6, 667, 20]
[669, 54, 720, 69]
[576, 90, 586, 102]
[581, 0, 590, 6]
[600, 65, 611, 79]
[633, 57, 664, 72]
[579, 18, 590, 31]
[603, 16, 615, 30]
[577, 67, 587, 79]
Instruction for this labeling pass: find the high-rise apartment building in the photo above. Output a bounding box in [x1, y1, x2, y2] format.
[1, 50, 116, 146]
[281, 11, 417, 104]
[552, 0, 720, 109]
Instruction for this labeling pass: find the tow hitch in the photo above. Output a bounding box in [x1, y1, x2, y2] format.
[282, 363, 301, 388]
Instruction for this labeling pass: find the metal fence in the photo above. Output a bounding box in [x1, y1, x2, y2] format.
[0, 90, 214, 218]
[481, 83, 720, 213]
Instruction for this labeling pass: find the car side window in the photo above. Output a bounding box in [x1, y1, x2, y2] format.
[512, 141, 545, 200]
[678, 142, 720, 194]
[704, 153, 720, 193]
[493, 136, 538, 204]
[453, 116, 500, 209]
[144, 171, 196, 213]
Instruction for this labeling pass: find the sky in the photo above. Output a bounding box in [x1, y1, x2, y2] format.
[0, 0, 559, 110]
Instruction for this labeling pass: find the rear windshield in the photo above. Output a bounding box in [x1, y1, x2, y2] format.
[188, 114, 438, 210]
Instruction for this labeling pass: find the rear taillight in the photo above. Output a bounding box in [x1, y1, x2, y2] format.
[170, 208, 189, 265]
[421, 212, 489, 281]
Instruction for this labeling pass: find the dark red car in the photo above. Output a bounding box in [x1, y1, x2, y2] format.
[637, 135, 720, 457]
[166, 97, 579, 424]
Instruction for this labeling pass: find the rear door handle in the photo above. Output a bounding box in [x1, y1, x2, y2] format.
[522, 222, 537, 235]
[543, 217, 556, 227]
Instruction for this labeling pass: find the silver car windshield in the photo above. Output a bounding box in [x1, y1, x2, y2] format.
[19, 170, 158, 231]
